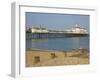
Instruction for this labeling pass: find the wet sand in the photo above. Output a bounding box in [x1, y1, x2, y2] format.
[26, 48, 89, 67]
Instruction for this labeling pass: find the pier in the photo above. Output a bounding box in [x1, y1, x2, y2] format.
[26, 24, 89, 39]
[26, 32, 88, 39]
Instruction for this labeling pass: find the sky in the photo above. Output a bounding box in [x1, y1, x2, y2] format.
[26, 12, 90, 31]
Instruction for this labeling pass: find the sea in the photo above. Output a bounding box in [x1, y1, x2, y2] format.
[26, 36, 89, 51]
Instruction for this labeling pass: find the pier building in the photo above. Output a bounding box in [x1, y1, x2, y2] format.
[70, 24, 88, 34]
[31, 27, 49, 33]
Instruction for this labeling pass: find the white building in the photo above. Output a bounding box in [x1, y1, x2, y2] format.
[70, 24, 88, 34]
[31, 27, 49, 33]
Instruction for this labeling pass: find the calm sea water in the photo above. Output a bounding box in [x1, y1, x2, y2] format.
[26, 36, 89, 51]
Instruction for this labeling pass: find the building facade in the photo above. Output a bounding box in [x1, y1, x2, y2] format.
[31, 27, 49, 33]
[70, 24, 88, 34]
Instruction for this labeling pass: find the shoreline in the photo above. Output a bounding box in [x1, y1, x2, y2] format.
[26, 48, 89, 67]
[26, 48, 89, 52]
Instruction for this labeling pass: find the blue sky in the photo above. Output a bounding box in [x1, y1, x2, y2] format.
[26, 12, 89, 31]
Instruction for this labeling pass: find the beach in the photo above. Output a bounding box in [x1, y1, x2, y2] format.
[26, 48, 89, 67]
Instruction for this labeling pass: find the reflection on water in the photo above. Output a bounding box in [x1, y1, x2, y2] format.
[72, 37, 80, 49]
[26, 37, 89, 51]
[32, 39, 48, 42]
